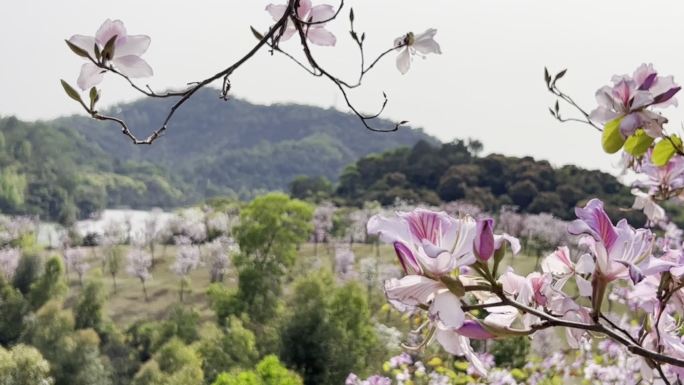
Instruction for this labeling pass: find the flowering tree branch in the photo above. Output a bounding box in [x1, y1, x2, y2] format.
[61, 0, 441, 143]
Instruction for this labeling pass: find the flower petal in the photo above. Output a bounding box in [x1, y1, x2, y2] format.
[568, 199, 618, 250]
[384, 275, 442, 307]
[95, 19, 127, 46]
[430, 291, 465, 329]
[413, 29, 441, 55]
[112, 55, 153, 78]
[306, 27, 336, 46]
[77, 62, 105, 90]
[68, 34, 97, 58]
[396, 48, 411, 75]
[309, 4, 335, 23]
[114, 35, 151, 58]
[266, 4, 288, 21]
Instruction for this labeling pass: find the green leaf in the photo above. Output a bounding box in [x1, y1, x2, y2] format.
[250, 26, 264, 41]
[652, 136, 683, 166]
[60, 80, 83, 105]
[601, 118, 625, 154]
[623, 129, 654, 157]
[65, 40, 90, 58]
[439, 275, 465, 297]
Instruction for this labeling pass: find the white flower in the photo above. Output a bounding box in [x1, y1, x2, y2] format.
[68, 19, 153, 90]
[393, 29, 442, 74]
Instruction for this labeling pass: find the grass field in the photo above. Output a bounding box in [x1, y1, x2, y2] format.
[62, 243, 541, 328]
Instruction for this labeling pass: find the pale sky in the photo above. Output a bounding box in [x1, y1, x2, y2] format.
[2, 0, 684, 175]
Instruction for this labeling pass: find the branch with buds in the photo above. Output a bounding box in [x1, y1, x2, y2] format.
[61, 0, 442, 144]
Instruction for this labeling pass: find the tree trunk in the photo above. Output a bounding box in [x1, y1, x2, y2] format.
[141, 280, 149, 302]
[111, 274, 117, 294]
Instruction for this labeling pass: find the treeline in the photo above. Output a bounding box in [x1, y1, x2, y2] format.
[330, 140, 644, 223]
[0, 117, 183, 224]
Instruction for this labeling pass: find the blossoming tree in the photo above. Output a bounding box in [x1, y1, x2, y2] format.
[61, 2, 684, 384]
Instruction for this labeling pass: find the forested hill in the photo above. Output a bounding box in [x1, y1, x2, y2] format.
[58, 88, 437, 198]
[334, 140, 646, 223]
[0, 90, 435, 223]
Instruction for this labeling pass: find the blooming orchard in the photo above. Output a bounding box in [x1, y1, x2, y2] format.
[61, 1, 684, 384]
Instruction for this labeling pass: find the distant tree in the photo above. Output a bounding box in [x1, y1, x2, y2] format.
[12, 252, 42, 295]
[63, 247, 89, 286]
[133, 338, 203, 385]
[211, 355, 303, 385]
[232, 193, 313, 324]
[289, 175, 332, 202]
[28, 256, 67, 309]
[197, 317, 259, 384]
[126, 248, 152, 302]
[171, 238, 201, 303]
[0, 344, 53, 385]
[508, 180, 539, 209]
[104, 244, 124, 293]
[74, 274, 106, 331]
[0, 281, 29, 345]
[281, 274, 377, 385]
[206, 237, 235, 283]
[22, 300, 111, 385]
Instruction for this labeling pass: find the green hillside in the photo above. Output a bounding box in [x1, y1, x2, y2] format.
[0, 91, 435, 223]
[58, 89, 437, 198]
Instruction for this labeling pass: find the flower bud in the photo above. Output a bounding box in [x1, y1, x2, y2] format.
[474, 218, 495, 261]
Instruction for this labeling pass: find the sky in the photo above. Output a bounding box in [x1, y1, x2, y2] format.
[2, 0, 684, 176]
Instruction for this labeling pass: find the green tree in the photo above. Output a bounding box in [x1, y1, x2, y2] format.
[0, 344, 53, 385]
[281, 274, 378, 385]
[0, 281, 29, 344]
[22, 300, 111, 385]
[75, 274, 107, 330]
[211, 355, 302, 385]
[232, 193, 313, 324]
[289, 175, 332, 202]
[28, 256, 67, 309]
[197, 317, 259, 384]
[133, 338, 203, 385]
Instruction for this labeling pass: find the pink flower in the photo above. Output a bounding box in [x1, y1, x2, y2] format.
[68, 19, 153, 90]
[542, 246, 594, 297]
[434, 328, 488, 376]
[368, 208, 476, 277]
[384, 275, 465, 330]
[266, 0, 337, 46]
[394, 29, 442, 74]
[634, 153, 684, 199]
[590, 63, 680, 138]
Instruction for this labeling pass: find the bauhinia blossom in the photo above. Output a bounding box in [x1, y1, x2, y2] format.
[368, 208, 488, 375]
[590, 63, 680, 138]
[542, 246, 594, 296]
[266, 0, 337, 46]
[634, 152, 684, 200]
[569, 199, 654, 282]
[393, 29, 442, 75]
[68, 19, 153, 90]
